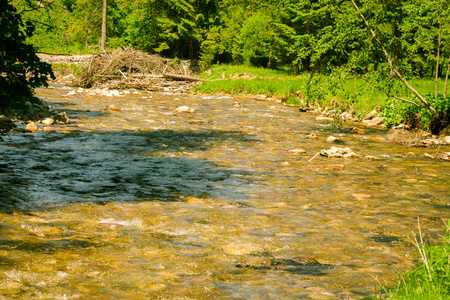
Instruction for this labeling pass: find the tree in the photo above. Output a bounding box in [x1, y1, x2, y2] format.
[100, 0, 106, 51]
[0, 0, 54, 111]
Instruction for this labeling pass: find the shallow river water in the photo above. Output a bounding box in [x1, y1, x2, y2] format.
[0, 85, 449, 299]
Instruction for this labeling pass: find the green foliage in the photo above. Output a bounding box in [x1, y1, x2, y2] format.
[0, 0, 54, 109]
[241, 11, 279, 68]
[381, 92, 450, 129]
[378, 221, 450, 299]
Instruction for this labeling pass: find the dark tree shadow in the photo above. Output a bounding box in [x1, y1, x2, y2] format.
[0, 128, 260, 212]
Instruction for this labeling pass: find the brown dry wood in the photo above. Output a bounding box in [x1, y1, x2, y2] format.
[162, 73, 205, 81]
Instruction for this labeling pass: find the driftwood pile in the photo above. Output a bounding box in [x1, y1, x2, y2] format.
[77, 48, 203, 92]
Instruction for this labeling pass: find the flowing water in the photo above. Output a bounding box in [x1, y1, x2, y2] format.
[0, 85, 449, 299]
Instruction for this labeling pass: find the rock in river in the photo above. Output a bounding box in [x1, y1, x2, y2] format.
[289, 149, 307, 154]
[326, 136, 339, 143]
[41, 117, 54, 125]
[316, 116, 334, 122]
[25, 122, 38, 132]
[320, 147, 358, 158]
[174, 106, 195, 113]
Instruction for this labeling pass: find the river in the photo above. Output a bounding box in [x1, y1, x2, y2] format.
[0, 85, 449, 299]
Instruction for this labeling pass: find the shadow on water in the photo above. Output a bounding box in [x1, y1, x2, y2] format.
[0, 238, 104, 254]
[0, 128, 260, 212]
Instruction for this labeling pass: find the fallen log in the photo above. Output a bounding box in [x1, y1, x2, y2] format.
[162, 73, 205, 81]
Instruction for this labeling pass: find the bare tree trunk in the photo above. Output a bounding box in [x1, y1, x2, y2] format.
[445, 56, 450, 98]
[435, 21, 442, 100]
[350, 0, 436, 114]
[85, 14, 88, 51]
[100, 0, 107, 52]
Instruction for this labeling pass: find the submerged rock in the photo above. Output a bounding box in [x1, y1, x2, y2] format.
[326, 136, 339, 143]
[320, 147, 358, 158]
[43, 127, 56, 132]
[289, 149, 307, 154]
[104, 104, 121, 112]
[222, 243, 264, 256]
[351, 127, 366, 134]
[316, 116, 334, 122]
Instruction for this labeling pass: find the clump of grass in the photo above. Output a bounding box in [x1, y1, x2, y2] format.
[376, 218, 450, 299]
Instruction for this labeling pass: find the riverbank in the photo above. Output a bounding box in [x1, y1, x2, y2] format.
[37, 53, 450, 152]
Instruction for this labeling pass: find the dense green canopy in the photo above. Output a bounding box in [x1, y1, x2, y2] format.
[11, 0, 450, 75]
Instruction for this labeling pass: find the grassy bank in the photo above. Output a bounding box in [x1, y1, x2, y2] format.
[195, 65, 442, 128]
[377, 220, 450, 299]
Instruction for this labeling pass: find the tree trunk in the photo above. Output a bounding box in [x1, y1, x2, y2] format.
[100, 0, 107, 52]
[445, 56, 450, 98]
[435, 21, 442, 100]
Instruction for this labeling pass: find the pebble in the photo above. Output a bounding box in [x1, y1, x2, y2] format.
[174, 106, 195, 113]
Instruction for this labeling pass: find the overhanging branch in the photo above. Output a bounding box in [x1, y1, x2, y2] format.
[354, 72, 425, 108]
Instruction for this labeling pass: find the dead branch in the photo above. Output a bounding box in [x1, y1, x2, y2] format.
[77, 47, 200, 88]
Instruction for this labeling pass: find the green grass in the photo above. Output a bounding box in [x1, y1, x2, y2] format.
[195, 65, 447, 124]
[376, 220, 450, 299]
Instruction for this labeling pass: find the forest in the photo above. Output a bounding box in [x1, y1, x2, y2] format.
[3, 0, 450, 131]
[11, 0, 449, 73]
